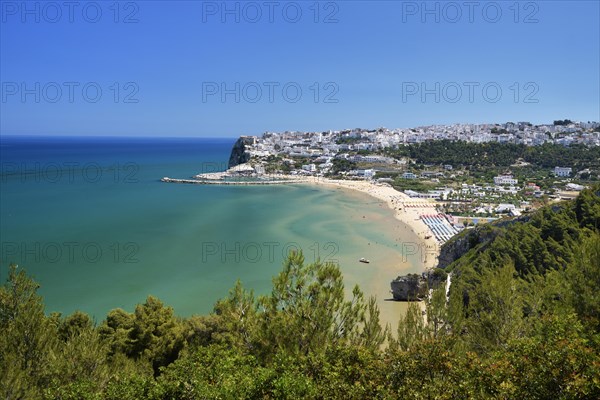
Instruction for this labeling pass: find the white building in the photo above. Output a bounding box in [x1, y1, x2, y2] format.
[566, 183, 584, 191]
[554, 167, 572, 177]
[496, 204, 516, 213]
[405, 190, 438, 199]
[494, 175, 518, 185]
[402, 172, 417, 179]
[356, 169, 376, 178]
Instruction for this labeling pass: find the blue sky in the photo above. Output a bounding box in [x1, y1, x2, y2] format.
[1, 0, 599, 137]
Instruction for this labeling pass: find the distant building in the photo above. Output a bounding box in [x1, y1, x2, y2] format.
[377, 177, 394, 183]
[494, 175, 518, 185]
[429, 189, 452, 200]
[497, 134, 512, 143]
[565, 183, 585, 191]
[302, 164, 317, 172]
[554, 167, 572, 177]
[405, 190, 438, 199]
[356, 169, 375, 178]
[496, 203, 516, 213]
[509, 208, 522, 217]
[402, 172, 417, 179]
[361, 155, 392, 163]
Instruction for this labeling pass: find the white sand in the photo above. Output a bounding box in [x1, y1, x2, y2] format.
[278, 176, 441, 330]
[285, 176, 440, 271]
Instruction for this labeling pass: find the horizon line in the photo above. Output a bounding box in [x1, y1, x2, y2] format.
[0, 134, 240, 139]
[1, 117, 598, 139]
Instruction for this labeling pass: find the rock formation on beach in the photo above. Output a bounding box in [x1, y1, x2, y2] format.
[390, 269, 447, 301]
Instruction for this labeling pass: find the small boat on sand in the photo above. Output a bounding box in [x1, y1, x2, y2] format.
[359, 258, 370, 264]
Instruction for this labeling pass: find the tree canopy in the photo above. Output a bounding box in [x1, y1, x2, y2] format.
[385, 140, 600, 170]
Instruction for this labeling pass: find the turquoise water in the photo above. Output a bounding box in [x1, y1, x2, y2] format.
[0, 136, 422, 321]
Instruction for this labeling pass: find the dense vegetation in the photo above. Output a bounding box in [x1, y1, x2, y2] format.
[2, 187, 600, 399]
[335, 136, 364, 145]
[554, 119, 574, 126]
[384, 140, 600, 170]
[328, 158, 358, 175]
[445, 187, 599, 275]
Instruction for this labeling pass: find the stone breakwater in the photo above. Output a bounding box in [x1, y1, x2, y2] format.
[161, 177, 303, 185]
[162, 162, 307, 185]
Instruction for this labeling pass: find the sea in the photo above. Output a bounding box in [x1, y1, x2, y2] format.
[0, 136, 423, 325]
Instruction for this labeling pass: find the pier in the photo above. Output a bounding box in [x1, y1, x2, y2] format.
[161, 177, 304, 185]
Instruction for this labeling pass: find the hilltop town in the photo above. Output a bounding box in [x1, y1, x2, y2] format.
[234, 120, 600, 165]
[226, 120, 600, 225]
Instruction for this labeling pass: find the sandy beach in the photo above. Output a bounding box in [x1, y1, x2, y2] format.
[282, 176, 441, 330]
[304, 177, 440, 269]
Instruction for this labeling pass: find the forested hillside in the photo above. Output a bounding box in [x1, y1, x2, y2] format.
[445, 185, 599, 272]
[1, 186, 599, 399]
[385, 140, 600, 170]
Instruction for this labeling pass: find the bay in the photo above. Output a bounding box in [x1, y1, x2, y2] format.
[0, 136, 422, 324]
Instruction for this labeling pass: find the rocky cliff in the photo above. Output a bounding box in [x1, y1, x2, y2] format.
[436, 215, 531, 270]
[228, 136, 255, 168]
[391, 216, 532, 301]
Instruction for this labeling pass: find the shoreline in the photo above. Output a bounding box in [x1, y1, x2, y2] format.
[279, 175, 440, 272]
[162, 173, 441, 328]
[289, 176, 440, 329]
[163, 174, 440, 271]
[162, 173, 440, 274]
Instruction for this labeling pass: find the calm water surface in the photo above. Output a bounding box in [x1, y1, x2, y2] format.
[0, 136, 422, 324]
